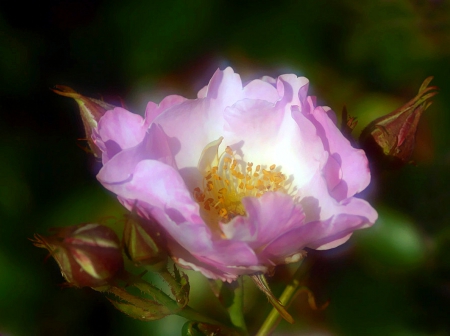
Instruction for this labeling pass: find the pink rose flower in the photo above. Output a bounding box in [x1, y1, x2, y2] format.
[94, 67, 377, 282]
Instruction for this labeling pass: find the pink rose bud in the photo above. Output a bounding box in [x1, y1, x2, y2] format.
[52, 85, 116, 158]
[123, 214, 167, 268]
[33, 223, 123, 288]
[359, 77, 438, 169]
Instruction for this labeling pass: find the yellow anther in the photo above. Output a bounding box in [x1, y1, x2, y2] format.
[215, 197, 224, 205]
[273, 176, 283, 183]
[219, 208, 228, 218]
[207, 181, 214, 191]
[193, 144, 290, 226]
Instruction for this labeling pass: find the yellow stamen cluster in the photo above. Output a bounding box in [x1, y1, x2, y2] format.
[193, 146, 288, 225]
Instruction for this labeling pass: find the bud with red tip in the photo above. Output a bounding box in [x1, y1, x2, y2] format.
[52, 85, 116, 158]
[33, 223, 123, 288]
[359, 77, 438, 169]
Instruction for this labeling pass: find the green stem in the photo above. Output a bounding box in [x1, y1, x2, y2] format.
[227, 277, 248, 334]
[175, 305, 224, 325]
[255, 257, 314, 336]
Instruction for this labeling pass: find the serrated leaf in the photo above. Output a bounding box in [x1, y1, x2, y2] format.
[108, 298, 171, 321]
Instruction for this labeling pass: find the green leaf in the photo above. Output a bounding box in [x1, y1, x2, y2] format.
[108, 298, 171, 321]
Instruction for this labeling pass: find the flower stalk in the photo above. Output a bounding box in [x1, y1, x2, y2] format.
[256, 257, 315, 336]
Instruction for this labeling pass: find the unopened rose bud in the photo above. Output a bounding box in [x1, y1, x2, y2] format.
[52, 85, 116, 158]
[33, 223, 123, 288]
[123, 214, 167, 268]
[359, 77, 438, 169]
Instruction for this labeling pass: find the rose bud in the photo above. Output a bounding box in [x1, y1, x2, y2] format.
[52, 85, 116, 158]
[359, 77, 438, 169]
[33, 223, 123, 288]
[123, 213, 167, 268]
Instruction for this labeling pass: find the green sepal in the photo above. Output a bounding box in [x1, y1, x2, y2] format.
[170, 264, 190, 307]
[123, 213, 167, 268]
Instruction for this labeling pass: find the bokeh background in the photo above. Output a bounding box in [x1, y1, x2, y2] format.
[1, 0, 450, 335]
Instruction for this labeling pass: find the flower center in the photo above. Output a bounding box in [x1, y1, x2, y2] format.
[193, 146, 290, 226]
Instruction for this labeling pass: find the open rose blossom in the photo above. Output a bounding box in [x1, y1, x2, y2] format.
[94, 67, 377, 282]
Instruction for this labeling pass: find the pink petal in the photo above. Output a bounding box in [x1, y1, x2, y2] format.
[309, 106, 371, 200]
[220, 192, 305, 249]
[223, 100, 325, 190]
[242, 79, 280, 103]
[94, 107, 147, 164]
[276, 75, 309, 106]
[144, 94, 187, 124]
[153, 98, 222, 170]
[202, 67, 243, 102]
[262, 197, 377, 260]
[97, 124, 176, 184]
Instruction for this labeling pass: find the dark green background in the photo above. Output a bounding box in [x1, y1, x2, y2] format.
[1, 0, 450, 335]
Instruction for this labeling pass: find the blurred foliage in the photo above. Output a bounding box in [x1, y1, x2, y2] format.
[1, 0, 450, 335]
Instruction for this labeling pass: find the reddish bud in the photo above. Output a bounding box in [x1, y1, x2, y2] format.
[123, 214, 167, 268]
[33, 223, 123, 288]
[52, 85, 116, 158]
[359, 77, 438, 169]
